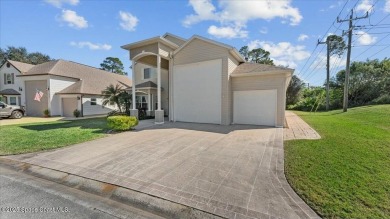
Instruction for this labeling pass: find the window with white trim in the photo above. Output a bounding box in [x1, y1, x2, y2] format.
[143, 68, 156, 80]
[136, 95, 148, 109]
[91, 98, 97, 105]
[4, 73, 14, 84]
[9, 97, 17, 105]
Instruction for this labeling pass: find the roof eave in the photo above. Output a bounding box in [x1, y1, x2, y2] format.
[230, 70, 294, 78]
[121, 36, 179, 50]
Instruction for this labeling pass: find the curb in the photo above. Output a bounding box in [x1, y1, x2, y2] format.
[0, 158, 222, 219]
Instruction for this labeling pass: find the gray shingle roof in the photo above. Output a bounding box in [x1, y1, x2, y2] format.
[231, 63, 293, 76]
[135, 81, 157, 88]
[19, 59, 132, 95]
[0, 89, 21, 95]
[7, 60, 35, 73]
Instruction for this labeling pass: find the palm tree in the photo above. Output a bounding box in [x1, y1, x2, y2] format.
[102, 84, 125, 112]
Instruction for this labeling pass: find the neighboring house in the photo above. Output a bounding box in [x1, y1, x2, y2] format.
[0, 60, 34, 107]
[122, 33, 293, 127]
[0, 59, 131, 117]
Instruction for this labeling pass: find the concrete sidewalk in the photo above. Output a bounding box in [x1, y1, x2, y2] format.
[284, 111, 321, 141]
[3, 122, 319, 219]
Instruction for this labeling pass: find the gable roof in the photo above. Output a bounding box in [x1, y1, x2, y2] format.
[173, 35, 245, 63]
[162, 33, 187, 46]
[231, 63, 294, 77]
[18, 59, 132, 95]
[5, 60, 35, 73]
[121, 36, 180, 50]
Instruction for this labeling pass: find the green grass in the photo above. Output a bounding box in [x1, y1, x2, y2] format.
[285, 105, 390, 219]
[0, 118, 109, 155]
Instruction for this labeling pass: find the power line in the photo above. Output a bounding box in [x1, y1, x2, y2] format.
[352, 32, 390, 61]
[366, 44, 390, 59]
[298, 0, 351, 79]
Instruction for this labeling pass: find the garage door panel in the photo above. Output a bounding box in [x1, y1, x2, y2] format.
[233, 90, 277, 126]
[25, 80, 48, 117]
[62, 98, 78, 117]
[173, 59, 222, 124]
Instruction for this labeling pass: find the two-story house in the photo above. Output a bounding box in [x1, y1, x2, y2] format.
[122, 33, 293, 127]
[0, 60, 34, 107]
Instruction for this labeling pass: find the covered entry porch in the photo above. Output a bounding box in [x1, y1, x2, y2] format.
[122, 36, 177, 124]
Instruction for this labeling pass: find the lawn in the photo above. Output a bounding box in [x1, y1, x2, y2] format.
[285, 105, 390, 219]
[0, 118, 109, 155]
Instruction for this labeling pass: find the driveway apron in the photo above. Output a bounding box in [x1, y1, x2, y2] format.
[7, 122, 319, 219]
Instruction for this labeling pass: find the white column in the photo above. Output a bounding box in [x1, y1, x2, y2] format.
[148, 92, 151, 111]
[132, 62, 136, 110]
[157, 55, 161, 111]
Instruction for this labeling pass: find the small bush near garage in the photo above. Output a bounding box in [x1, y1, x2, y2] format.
[107, 116, 138, 131]
[73, 109, 81, 118]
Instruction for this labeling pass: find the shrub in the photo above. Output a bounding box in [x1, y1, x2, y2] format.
[371, 94, 390, 105]
[107, 116, 138, 131]
[73, 109, 81, 118]
[107, 110, 127, 117]
[43, 109, 50, 117]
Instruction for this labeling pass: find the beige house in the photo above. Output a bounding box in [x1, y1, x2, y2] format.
[122, 33, 292, 127]
[4, 59, 131, 117]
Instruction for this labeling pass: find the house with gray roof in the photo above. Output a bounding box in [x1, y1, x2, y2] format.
[122, 33, 293, 127]
[0, 59, 131, 117]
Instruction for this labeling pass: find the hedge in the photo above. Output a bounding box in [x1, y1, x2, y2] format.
[107, 116, 138, 131]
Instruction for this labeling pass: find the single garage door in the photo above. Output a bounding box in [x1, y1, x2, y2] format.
[25, 80, 48, 117]
[233, 90, 277, 126]
[62, 98, 78, 117]
[173, 59, 221, 124]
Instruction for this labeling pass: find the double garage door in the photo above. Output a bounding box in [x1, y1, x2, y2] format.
[173, 59, 222, 124]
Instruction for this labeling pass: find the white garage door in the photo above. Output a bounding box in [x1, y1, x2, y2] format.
[173, 59, 222, 124]
[233, 90, 277, 126]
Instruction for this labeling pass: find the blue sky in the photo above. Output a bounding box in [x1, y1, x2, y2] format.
[1, 0, 389, 86]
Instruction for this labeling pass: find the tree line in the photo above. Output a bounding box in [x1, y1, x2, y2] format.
[0, 46, 127, 75]
[287, 58, 390, 111]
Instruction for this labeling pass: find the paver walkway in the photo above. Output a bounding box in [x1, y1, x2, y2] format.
[7, 122, 319, 219]
[284, 111, 321, 141]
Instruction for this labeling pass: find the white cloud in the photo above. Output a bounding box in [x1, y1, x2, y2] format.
[207, 25, 248, 39]
[248, 40, 310, 68]
[45, 0, 79, 8]
[356, 0, 374, 14]
[356, 31, 377, 45]
[298, 34, 309, 41]
[259, 27, 268, 34]
[183, 0, 302, 39]
[183, 0, 219, 27]
[385, 0, 390, 13]
[119, 11, 138, 32]
[61, 9, 88, 29]
[70, 41, 112, 50]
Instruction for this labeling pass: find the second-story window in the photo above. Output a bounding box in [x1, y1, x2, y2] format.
[143, 68, 151, 79]
[4, 73, 14, 84]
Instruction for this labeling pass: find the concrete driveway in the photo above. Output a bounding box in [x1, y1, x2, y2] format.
[7, 122, 318, 219]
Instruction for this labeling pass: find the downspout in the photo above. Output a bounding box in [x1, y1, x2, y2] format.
[80, 95, 84, 117]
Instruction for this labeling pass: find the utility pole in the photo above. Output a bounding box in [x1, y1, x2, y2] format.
[337, 9, 368, 112]
[317, 39, 330, 111]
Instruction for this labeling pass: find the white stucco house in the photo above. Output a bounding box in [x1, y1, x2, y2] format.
[0, 59, 131, 117]
[122, 33, 293, 127]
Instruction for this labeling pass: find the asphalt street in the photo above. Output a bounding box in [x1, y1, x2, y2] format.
[0, 166, 163, 219]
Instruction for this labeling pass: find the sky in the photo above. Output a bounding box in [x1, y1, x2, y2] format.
[1, 0, 389, 86]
